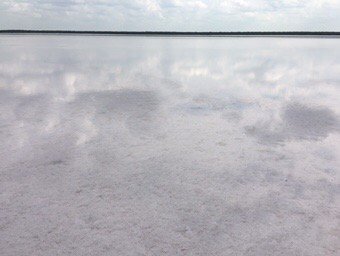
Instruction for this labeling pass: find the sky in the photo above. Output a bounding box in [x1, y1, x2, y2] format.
[0, 0, 340, 31]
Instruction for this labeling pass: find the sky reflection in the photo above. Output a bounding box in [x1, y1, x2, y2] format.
[0, 35, 339, 255]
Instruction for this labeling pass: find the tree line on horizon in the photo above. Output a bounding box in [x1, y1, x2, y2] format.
[0, 30, 339, 36]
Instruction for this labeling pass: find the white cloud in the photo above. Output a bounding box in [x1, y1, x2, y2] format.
[166, 0, 208, 9]
[0, 0, 339, 30]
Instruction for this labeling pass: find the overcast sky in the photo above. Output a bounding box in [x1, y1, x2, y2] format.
[1, 0, 339, 31]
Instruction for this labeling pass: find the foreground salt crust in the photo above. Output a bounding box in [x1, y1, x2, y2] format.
[0, 36, 339, 255]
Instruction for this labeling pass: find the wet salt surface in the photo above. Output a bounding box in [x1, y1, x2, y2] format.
[0, 35, 339, 255]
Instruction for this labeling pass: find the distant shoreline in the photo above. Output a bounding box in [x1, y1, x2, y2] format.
[1, 30, 340, 37]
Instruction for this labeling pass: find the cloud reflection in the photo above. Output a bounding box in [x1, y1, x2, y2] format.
[0, 36, 339, 255]
[246, 102, 340, 144]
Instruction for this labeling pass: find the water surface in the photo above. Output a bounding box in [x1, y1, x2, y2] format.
[0, 35, 339, 255]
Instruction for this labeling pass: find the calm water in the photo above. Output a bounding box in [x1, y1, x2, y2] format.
[0, 35, 339, 255]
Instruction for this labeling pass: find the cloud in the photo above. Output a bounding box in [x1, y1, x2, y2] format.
[0, 0, 339, 30]
[164, 0, 208, 9]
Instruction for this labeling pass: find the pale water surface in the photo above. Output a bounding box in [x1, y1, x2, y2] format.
[0, 35, 340, 255]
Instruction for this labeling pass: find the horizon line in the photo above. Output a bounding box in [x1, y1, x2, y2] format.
[1, 30, 340, 37]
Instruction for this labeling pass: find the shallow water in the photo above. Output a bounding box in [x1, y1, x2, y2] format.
[0, 35, 339, 255]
